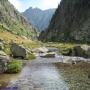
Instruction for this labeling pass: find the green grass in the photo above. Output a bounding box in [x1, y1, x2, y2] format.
[3, 44, 11, 55]
[44, 42, 76, 55]
[26, 53, 36, 60]
[0, 25, 42, 51]
[6, 60, 23, 73]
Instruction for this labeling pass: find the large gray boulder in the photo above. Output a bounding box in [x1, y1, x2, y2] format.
[60, 45, 90, 58]
[71, 45, 90, 58]
[11, 43, 29, 59]
[72, 46, 86, 57]
[40, 52, 56, 58]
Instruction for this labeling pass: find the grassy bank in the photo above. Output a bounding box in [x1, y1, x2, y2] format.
[55, 62, 90, 90]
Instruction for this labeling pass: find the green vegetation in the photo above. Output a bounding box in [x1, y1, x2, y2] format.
[4, 44, 11, 55]
[45, 42, 76, 55]
[6, 60, 23, 73]
[0, 0, 37, 39]
[0, 26, 41, 48]
[26, 53, 36, 60]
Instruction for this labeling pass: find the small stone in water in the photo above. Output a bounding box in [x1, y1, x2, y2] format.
[88, 75, 90, 79]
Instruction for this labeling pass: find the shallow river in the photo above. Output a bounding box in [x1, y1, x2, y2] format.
[6, 56, 69, 90]
[0, 53, 90, 90]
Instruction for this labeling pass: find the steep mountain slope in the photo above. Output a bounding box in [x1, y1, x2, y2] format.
[39, 0, 90, 43]
[23, 7, 55, 32]
[0, 0, 37, 39]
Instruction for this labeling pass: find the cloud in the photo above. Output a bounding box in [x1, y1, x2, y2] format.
[41, 0, 60, 10]
[8, 0, 61, 12]
[8, 0, 22, 11]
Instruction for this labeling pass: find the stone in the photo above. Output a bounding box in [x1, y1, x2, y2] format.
[47, 47, 58, 52]
[11, 43, 28, 59]
[63, 45, 90, 58]
[0, 55, 10, 73]
[33, 47, 48, 53]
[86, 49, 90, 58]
[10, 43, 32, 59]
[81, 45, 90, 58]
[0, 51, 7, 56]
[0, 42, 4, 50]
[72, 46, 86, 57]
[40, 52, 55, 58]
[62, 56, 86, 64]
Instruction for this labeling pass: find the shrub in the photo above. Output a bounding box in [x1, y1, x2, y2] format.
[60, 48, 72, 56]
[6, 60, 22, 73]
[26, 53, 36, 60]
[4, 44, 12, 55]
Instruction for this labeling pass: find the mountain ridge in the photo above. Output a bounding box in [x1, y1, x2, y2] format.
[39, 0, 90, 43]
[23, 7, 56, 32]
[0, 0, 37, 39]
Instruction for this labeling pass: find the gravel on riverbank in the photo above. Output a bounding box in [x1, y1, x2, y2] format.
[55, 62, 90, 90]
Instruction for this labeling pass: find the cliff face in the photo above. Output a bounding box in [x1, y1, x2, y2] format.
[0, 0, 37, 39]
[23, 7, 55, 32]
[39, 0, 90, 43]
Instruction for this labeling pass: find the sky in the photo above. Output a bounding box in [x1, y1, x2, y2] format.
[8, 0, 61, 12]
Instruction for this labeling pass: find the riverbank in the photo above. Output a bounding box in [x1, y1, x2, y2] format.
[55, 62, 90, 90]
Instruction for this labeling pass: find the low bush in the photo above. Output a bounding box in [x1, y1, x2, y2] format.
[26, 53, 36, 60]
[6, 60, 22, 73]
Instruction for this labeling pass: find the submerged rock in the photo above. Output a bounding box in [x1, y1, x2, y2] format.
[40, 52, 56, 58]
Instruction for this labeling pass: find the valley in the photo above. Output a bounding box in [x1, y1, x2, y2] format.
[0, 0, 90, 90]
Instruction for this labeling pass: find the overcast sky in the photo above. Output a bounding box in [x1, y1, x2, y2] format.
[8, 0, 61, 12]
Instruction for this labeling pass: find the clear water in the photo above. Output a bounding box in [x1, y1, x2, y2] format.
[7, 57, 69, 90]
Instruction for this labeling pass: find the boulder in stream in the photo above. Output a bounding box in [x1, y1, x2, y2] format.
[40, 52, 56, 58]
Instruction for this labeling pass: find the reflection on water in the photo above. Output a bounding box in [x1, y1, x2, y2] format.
[0, 73, 19, 89]
[30, 64, 68, 90]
